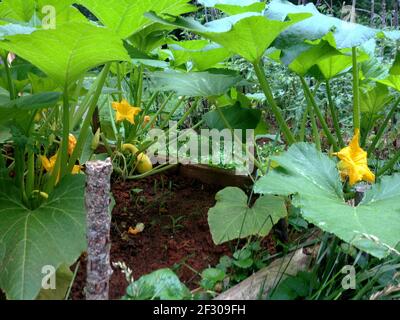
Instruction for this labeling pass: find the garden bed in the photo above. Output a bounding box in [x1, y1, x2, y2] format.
[70, 171, 276, 300]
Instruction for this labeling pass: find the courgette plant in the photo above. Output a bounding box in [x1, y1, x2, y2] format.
[0, 0, 198, 300]
[147, 0, 400, 260]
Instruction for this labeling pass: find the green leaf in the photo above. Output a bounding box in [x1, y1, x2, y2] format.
[376, 75, 400, 92]
[36, 264, 73, 300]
[233, 257, 253, 268]
[315, 54, 353, 80]
[0, 92, 61, 126]
[125, 268, 190, 300]
[267, 0, 378, 51]
[76, 0, 196, 39]
[146, 11, 311, 63]
[0, 92, 61, 109]
[0, 0, 85, 24]
[150, 69, 242, 97]
[0, 0, 35, 22]
[201, 268, 225, 282]
[28, 73, 59, 94]
[198, 0, 266, 15]
[169, 39, 231, 71]
[36, 0, 87, 25]
[288, 36, 342, 76]
[0, 175, 86, 300]
[269, 271, 312, 300]
[208, 187, 287, 244]
[128, 23, 175, 53]
[0, 23, 35, 39]
[203, 103, 261, 130]
[360, 84, 393, 114]
[0, 23, 130, 85]
[254, 143, 400, 259]
[374, 52, 400, 91]
[389, 51, 400, 75]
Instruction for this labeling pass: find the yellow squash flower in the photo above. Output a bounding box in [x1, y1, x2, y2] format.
[40, 154, 81, 177]
[40, 154, 58, 173]
[68, 134, 77, 155]
[333, 129, 375, 186]
[112, 99, 141, 124]
[71, 164, 82, 175]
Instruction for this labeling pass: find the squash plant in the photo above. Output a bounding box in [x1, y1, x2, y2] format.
[146, 0, 400, 256]
[0, 7, 130, 299]
[1, 0, 400, 301]
[0, 0, 248, 300]
[0, 0, 205, 300]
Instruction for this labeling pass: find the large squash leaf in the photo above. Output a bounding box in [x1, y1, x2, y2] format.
[198, 0, 266, 15]
[0, 0, 35, 22]
[0, 24, 35, 39]
[360, 84, 393, 115]
[375, 52, 400, 91]
[254, 143, 400, 259]
[76, 0, 196, 39]
[128, 23, 175, 53]
[266, 0, 378, 51]
[288, 36, 342, 76]
[0, 175, 86, 300]
[203, 103, 261, 130]
[0, 0, 85, 24]
[208, 187, 287, 244]
[168, 40, 231, 71]
[36, 264, 73, 300]
[0, 22, 130, 85]
[314, 54, 353, 80]
[0, 92, 61, 126]
[150, 69, 242, 97]
[146, 11, 311, 63]
[36, 0, 87, 24]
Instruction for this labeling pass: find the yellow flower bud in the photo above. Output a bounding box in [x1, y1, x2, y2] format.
[68, 134, 77, 155]
[91, 128, 101, 151]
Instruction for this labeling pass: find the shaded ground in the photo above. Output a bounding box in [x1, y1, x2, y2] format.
[71, 173, 233, 300]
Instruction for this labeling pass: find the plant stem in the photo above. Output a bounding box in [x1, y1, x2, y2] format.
[160, 96, 185, 129]
[309, 103, 321, 151]
[116, 63, 123, 102]
[299, 103, 309, 142]
[68, 63, 111, 172]
[60, 85, 70, 177]
[3, 54, 15, 100]
[135, 64, 144, 108]
[143, 92, 173, 131]
[136, 91, 158, 133]
[26, 150, 35, 199]
[367, 96, 400, 155]
[126, 164, 177, 180]
[0, 147, 5, 172]
[361, 113, 375, 147]
[253, 62, 296, 144]
[176, 98, 199, 128]
[100, 133, 114, 156]
[352, 47, 361, 132]
[15, 146, 28, 203]
[377, 148, 400, 177]
[326, 80, 345, 148]
[300, 77, 338, 151]
[216, 106, 264, 173]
